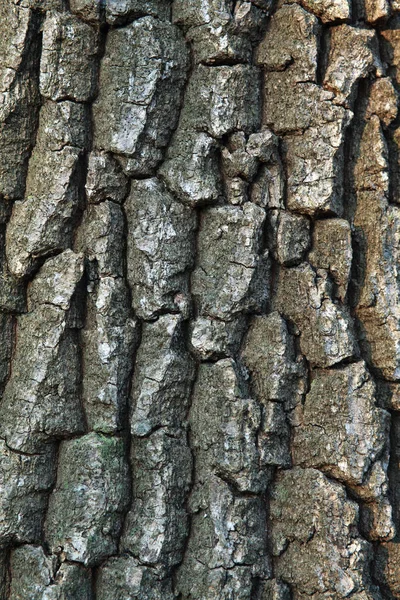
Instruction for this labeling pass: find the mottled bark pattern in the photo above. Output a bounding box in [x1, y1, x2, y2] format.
[1, 0, 400, 598]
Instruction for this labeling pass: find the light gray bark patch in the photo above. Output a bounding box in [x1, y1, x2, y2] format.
[40, 12, 98, 102]
[130, 314, 195, 437]
[126, 178, 197, 319]
[0, 251, 86, 453]
[6, 101, 89, 278]
[172, 0, 269, 64]
[93, 16, 189, 176]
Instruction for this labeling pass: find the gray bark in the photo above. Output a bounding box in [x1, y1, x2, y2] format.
[1, 0, 400, 598]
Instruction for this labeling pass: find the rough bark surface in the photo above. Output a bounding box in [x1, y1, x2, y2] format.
[2, 0, 400, 598]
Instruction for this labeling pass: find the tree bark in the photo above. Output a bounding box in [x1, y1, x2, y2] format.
[0, 0, 400, 598]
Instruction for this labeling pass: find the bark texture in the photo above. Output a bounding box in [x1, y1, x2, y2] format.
[1, 0, 400, 598]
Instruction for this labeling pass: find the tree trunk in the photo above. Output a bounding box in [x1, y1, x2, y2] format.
[0, 0, 399, 597]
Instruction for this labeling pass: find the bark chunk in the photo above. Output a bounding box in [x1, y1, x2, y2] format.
[275, 263, 357, 367]
[0, 3, 40, 203]
[93, 17, 189, 176]
[130, 315, 195, 437]
[160, 65, 261, 205]
[0, 251, 85, 453]
[293, 362, 389, 486]
[242, 312, 305, 406]
[9, 545, 92, 600]
[45, 433, 130, 567]
[172, 0, 269, 64]
[40, 12, 98, 102]
[308, 218, 352, 301]
[283, 0, 350, 22]
[271, 468, 376, 598]
[126, 178, 197, 319]
[121, 430, 192, 571]
[76, 202, 139, 433]
[6, 101, 88, 278]
[324, 25, 382, 107]
[0, 442, 56, 547]
[97, 556, 174, 600]
[85, 151, 129, 205]
[192, 203, 269, 319]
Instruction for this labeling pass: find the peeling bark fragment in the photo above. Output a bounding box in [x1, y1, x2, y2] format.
[190, 316, 246, 360]
[6, 101, 88, 278]
[172, 0, 269, 64]
[275, 263, 357, 367]
[0, 251, 85, 453]
[293, 362, 389, 487]
[97, 556, 174, 600]
[192, 203, 269, 319]
[93, 17, 189, 176]
[271, 468, 377, 599]
[85, 151, 129, 205]
[45, 433, 130, 567]
[176, 477, 270, 600]
[268, 210, 310, 266]
[0, 3, 40, 203]
[308, 218, 352, 301]
[0, 441, 56, 547]
[40, 12, 98, 102]
[9, 545, 93, 600]
[242, 312, 305, 407]
[130, 315, 195, 437]
[283, 0, 350, 22]
[324, 25, 382, 108]
[126, 178, 196, 319]
[122, 429, 192, 571]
